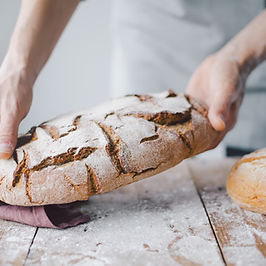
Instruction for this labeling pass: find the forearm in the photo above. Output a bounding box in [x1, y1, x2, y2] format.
[1, 0, 80, 85]
[219, 10, 266, 75]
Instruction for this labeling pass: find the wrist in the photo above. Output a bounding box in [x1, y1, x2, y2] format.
[216, 44, 258, 78]
[0, 52, 37, 88]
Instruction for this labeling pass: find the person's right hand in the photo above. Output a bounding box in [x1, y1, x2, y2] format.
[0, 64, 33, 159]
[186, 52, 247, 148]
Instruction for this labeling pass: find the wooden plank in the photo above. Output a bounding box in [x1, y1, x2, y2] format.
[188, 158, 266, 266]
[25, 162, 224, 266]
[0, 220, 37, 266]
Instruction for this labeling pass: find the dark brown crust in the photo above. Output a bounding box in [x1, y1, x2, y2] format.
[86, 164, 100, 194]
[12, 147, 96, 188]
[31, 147, 96, 172]
[31, 147, 76, 172]
[184, 94, 208, 118]
[134, 94, 154, 102]
[61, 115, 81, 137]
[95, 121, 165, 178]
[124, 111, 191, 126]
[95, 121, 126, 174]
[13, 127, 38, 163]
[16, 127, 38, 148]
[165, 90, 177, 98]
[126, 90, 177, 101]
[25, 170, 32, 203]
[39, 124, 60, 140]
[140, 134, 159, 144]
[124, 90, 190, 125]
[0, 175, 5, 186]
[132, 163, 163, 180]
[104, 112, 115, 119]
[125, 94, 153, 102]
[39, 115, 82, 140]
[12, 150, 29, 187]
[73, 147, 97, 161]
[73, 115, 82, 127]
[178, 132, 192, 155]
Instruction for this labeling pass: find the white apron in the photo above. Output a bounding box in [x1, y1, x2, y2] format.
[110, 0, 266, 150]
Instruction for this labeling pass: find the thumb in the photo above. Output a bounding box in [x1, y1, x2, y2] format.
[0, 118, 19, 159]
[208, 100, 228, 132]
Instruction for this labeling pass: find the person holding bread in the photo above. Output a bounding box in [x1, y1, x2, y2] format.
[0, 0, 265, 160]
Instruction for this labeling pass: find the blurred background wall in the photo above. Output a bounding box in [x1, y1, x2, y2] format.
[0, 0, 111, 134]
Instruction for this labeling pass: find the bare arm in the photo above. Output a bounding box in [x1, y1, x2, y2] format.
[0, 0, 80, 159]
[221, 10, 266, 73]
[187, 10, 266, 135]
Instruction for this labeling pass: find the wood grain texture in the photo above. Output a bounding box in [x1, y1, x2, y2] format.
[0, 220, 37, 266]
[188, 158, 266, 266]
[24, 162, 224, 266]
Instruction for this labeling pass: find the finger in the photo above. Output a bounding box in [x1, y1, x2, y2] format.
[207, 84, 234, 131]
[208, 94, 229, 131]
[208, 109, 226, 131]
[0, 117, 19, 159]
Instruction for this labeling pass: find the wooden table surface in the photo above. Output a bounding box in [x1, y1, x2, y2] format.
[0, 158, 265, 266]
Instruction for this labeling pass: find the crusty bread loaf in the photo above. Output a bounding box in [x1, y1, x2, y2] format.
[227, 148, 266, 214]
[0, 90, 220, 206]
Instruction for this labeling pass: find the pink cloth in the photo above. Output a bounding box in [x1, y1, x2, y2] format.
[0, 201, 90, 229]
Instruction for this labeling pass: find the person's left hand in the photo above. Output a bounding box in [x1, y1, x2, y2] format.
[186, 52, 247, 147]
[0, 63, 33, 159]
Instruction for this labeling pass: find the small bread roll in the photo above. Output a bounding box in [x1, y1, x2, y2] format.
[227, 148, 266, 214]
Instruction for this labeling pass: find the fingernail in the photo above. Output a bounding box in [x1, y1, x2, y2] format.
[0, 142, 13, 153]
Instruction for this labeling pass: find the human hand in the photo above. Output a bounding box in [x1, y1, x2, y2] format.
[186, 52, 247, 136]
[0, 64, 33, 159]
[0, 0, 80, 160]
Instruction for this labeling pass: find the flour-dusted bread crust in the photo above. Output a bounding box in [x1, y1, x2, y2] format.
[227, 148, 266, 214]
[0, 91, 219, 206]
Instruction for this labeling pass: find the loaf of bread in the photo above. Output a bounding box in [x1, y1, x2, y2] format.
[227, 148, 266, 214]
[0, 90, 219, 206]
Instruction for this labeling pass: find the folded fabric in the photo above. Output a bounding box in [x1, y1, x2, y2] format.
[0, 201, 90, 229]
